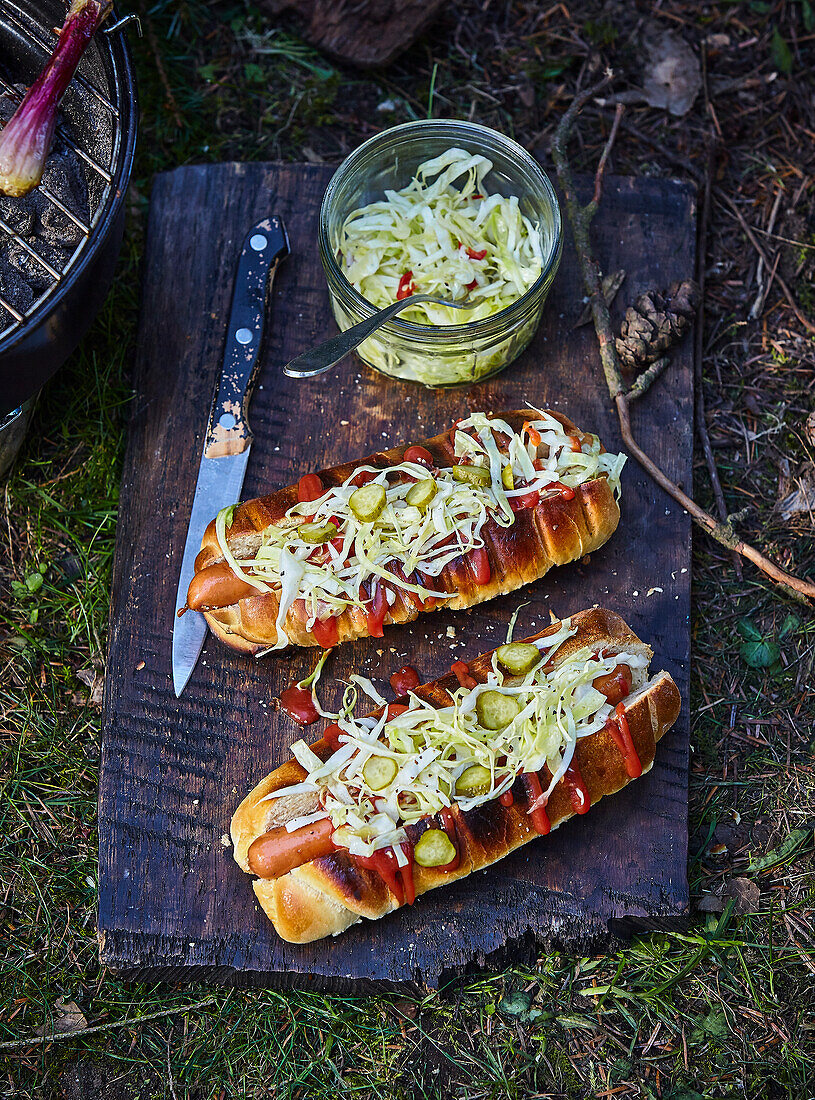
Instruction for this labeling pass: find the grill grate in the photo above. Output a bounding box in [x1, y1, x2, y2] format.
[0, 4, 121, 341]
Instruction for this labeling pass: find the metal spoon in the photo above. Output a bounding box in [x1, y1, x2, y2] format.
[283, 294, 477, 379]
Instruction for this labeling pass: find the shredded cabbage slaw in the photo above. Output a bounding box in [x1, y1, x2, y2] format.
[265, 619, 651, 857]
[215, 412, 626, 650]
[338, 147, 544, 327]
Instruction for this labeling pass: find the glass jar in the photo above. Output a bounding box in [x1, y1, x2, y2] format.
[318, 119, 562, 387]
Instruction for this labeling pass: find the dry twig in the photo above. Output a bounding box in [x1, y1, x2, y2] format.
[717, 190, 815, 337]
[550, 75, 815, 605]
[695, 142, 742, 579]
[0, 996, 217, 1051]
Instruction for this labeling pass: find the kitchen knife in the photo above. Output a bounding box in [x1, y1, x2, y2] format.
[172, 216, 289, 697]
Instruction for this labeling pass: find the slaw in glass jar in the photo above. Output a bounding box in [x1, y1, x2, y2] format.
[319, 120, 562, 388]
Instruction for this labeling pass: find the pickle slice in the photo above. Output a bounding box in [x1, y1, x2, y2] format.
[496, 642, 541, 676]
[414, 828, 456, 868]
[362, 755, 398, 791]
[405, 477, 438, 509]
[297, 521, 338, 544]
[501, 464, 514, 491]
[349, 483, 387, 523]
[455, 764, 492, 798]
[476, 690, 522, 730]
[452, 464, 491, 488]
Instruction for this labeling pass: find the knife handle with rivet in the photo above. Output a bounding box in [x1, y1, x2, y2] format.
[203, 216, 290, 460]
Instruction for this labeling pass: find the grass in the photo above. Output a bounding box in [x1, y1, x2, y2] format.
[1, 1, 815, 1097]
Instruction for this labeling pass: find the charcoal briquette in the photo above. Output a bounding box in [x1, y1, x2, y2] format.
[4, 239, 68, 294]
[0, 196, 36, 237]
[0, 259, 35, 315]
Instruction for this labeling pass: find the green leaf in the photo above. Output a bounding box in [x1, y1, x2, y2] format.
[25, 571, 44, 593]
[498, 991, 532, 1019]
[739, 639, 780, 668]
[804, 0, 814, 33]
[577, 983, 634, 999]
[779, 613, 800, 638]
[748, 828, 812, 873]
[771, 26, 794, 73]
[690, 1007, 729, 1045]
[736, 618, 761, 641]
[243, 62, 265, 85]
[556, 1014, 597, 1029]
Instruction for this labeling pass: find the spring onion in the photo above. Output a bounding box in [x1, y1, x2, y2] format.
[0, 0, 113, 198]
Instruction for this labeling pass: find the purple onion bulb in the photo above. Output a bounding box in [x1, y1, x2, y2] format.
[0, 0, 112, 198]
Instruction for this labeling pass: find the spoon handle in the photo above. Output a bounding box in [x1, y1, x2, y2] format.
[283, 297, 428, 379]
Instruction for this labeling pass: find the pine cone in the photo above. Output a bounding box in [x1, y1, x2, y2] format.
[615, 279, 700, 371]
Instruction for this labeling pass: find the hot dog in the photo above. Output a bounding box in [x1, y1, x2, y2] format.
[247, 817, 333, 879]
[185, 410, 626, 654]
[231, 608, 681, 943]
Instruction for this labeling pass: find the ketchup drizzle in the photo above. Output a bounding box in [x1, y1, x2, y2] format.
[358, 843, 416, 905]
[364, 582, 388, 638]
[451, 661, 478, 690]
[311, 615, 338, 648]
[390, 665, 421, 697]
[563, 758, 591, 814]
[297, 473, 323, 503]
[523, 771, 551, 834]
[605, 703, 642, 778]
[279, 684, 320, 726]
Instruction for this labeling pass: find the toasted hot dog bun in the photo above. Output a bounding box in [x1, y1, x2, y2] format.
[188, 410, 621, 654]
[231, 609, 681, 943]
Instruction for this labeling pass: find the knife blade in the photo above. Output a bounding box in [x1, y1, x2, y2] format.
[172, 216, 289, 697]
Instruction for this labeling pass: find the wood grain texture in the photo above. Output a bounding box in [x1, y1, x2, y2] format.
[99, 163, 695, 988]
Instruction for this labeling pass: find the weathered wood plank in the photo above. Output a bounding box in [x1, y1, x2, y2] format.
[99, 163, 695, 988]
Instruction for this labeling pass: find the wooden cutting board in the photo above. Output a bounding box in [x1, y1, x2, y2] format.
[99, 162, 695, 989]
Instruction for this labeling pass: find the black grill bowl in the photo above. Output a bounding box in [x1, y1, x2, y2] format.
[0, 0, 138, 418]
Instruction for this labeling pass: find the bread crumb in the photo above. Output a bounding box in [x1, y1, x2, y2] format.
[446, 626, 456, 638]
[646, 587, 663, 596]
[221, 833, 232, 847]
[135, 660, 145, 671]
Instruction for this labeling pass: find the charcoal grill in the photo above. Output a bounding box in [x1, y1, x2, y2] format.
[0, 0, 137, 418]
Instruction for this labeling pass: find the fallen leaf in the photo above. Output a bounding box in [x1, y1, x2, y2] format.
[34, 997, 87, 1037]
[721, 876, 760, 915]
[76, 665, 105, 708]
[641, 25, 702, 117]
[776, 462, 815, 520]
